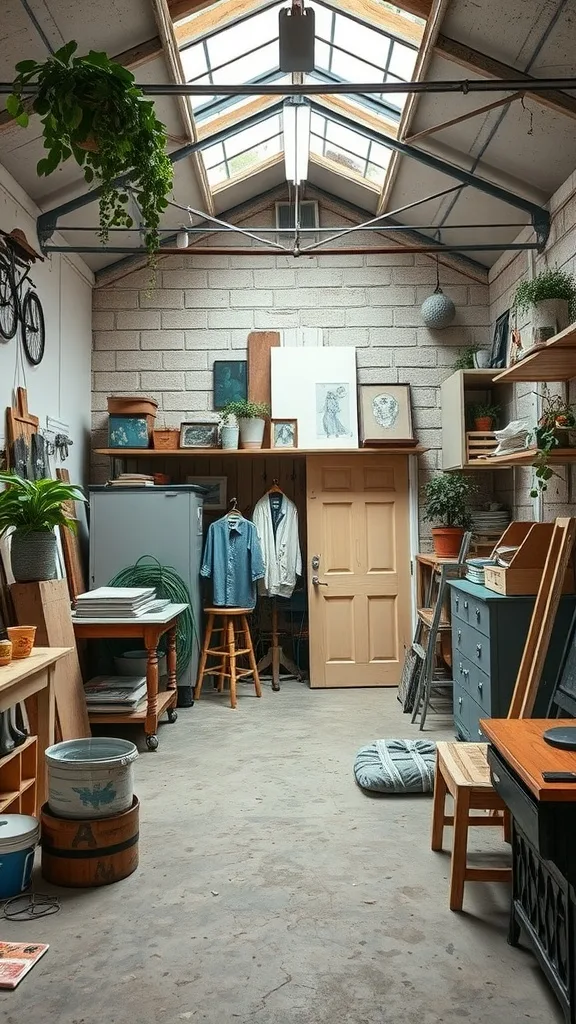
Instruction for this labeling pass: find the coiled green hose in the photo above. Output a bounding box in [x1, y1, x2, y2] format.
[107, 556, 199, 676]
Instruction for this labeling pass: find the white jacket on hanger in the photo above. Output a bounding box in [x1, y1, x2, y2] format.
[253, 494, 302, 598]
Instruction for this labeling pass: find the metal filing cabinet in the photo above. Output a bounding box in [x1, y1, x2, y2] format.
[449, 579, 576, 740]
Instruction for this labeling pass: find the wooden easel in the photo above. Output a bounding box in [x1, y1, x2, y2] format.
[257, 599, 302, 691]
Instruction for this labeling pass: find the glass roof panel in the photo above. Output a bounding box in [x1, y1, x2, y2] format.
[210, 41, 278, 84]
[388, 41, 417, 81]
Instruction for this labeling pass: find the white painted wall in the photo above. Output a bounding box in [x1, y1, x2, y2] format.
[0, 163, 93, 487]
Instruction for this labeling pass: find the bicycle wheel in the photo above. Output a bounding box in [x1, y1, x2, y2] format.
[0, 259, 17, 340]
[22, 290, 45, 365]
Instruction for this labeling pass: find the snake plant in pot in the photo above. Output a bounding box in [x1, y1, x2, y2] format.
[6, 42, 173, 263]
[422, 472, 476, 558]
[0, 473, 86, 582]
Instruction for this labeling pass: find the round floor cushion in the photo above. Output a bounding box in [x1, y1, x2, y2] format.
[354, 738, 436, 794]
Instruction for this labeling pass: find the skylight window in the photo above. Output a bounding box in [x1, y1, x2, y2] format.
[203, 113, 283, 187]
[309, 111, 390, 186]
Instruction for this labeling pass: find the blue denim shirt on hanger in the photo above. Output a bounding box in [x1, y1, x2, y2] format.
[200, 516, 265, 609]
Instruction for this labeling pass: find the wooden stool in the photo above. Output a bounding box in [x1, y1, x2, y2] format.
[431, 742, 512, 911]
[194, 608, 261, 709]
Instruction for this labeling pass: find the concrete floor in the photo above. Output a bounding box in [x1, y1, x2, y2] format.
[3, 682, 561, 1024]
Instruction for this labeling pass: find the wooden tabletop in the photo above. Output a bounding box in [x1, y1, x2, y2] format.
[482, 718, 576, 802]
[0, 647, 71, 690]
[71, 602, 188, 626]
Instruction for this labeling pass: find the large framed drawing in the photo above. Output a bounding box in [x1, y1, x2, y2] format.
[271, 347, 358, 449]
[358, 384, 416, 446]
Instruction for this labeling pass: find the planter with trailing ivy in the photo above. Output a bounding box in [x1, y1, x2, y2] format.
[7, 42, 173, 263]
[530, 392, 576, 497]
[421, 472, 476, 558]
[514, 268, 576, 346]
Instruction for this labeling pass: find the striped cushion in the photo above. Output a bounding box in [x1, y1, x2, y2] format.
[354, 739, 436, 794]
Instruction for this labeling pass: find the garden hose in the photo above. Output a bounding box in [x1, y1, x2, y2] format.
[107, 556, 199, 677]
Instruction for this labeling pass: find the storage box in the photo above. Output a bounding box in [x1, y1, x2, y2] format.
[107, 396, 158, 418]
[153, 428, 179, 450]
[484, 521, 575, 595]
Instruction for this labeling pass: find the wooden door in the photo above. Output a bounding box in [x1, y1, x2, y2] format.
[306, 455, 410, 687]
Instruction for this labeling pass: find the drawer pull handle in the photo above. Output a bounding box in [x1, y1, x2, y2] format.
[458, 697, 463, 707]
[493, 773, 501, 784]
[475, 607, 480, 620]
[457, 630, 462, 641]
[476, 643, 482, 656]
[464, 600, 469, 610]
[477, 682, 483, 693]
[463, 669, 469, 678]
[455, 597, 459, 608]
[459, 662, 463, 674]
[478, 730, 483, 737]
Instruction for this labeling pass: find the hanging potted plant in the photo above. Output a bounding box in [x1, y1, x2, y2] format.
[6, 42, 173, 263]
[0, 472, 86, 582]
[530, 391, 576, 496]
[225, 400, 270, 450]
[470, 402, 500, 432]
[220, 403, 241, 451]
[422, 473, 476, 558]
[513, 268, 576, 346]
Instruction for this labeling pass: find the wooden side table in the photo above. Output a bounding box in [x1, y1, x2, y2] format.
[0, 647, 69, 813]
[72, 603, 187, 751]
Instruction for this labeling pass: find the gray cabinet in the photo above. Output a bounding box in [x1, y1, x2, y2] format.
[449, 580, 576, 740]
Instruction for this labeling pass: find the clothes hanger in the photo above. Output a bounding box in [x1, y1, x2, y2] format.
[266, 478, 283, 495]
[225, 497, 244, 519]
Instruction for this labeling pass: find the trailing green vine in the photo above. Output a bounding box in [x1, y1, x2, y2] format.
[7, 41, 173, 260]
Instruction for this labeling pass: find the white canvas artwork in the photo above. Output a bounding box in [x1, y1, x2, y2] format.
[271, 347, 358, 449]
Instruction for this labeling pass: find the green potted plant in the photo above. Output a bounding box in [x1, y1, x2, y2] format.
[0, 472, 86, 582]
[452, 345, 479, 371]
[530, 391, 576, 496]
[513, 268, 576, 345]
[6, 42, 173, 262]
[220, 403, 241, 451]
[422, 472, 476, 557]
[470, 402, 500, 432]
[225, 400, 270, 450]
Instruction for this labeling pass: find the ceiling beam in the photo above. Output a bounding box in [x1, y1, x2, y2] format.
[403, 92, 522, 145]
[435, 34, 576, 121]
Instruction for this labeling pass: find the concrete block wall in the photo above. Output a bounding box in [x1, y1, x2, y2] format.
[92, 201, 491, 545]
[489, 168, 576, 521]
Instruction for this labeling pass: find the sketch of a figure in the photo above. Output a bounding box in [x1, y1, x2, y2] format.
[316, 383, 350, 438]
[372, 393, 399, 429]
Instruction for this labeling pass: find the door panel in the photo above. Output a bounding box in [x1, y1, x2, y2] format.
[307, 455, 410, 687]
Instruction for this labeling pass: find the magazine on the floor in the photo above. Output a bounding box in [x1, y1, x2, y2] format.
[0, 942, 49, 989]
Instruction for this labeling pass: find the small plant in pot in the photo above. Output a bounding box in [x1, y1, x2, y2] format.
[422, 472, 476, 558]
[220, 404, 240, 451]
[470, 402, 500, 432]
[530, 391, 576, 496]
[513, 268, 576, 346]
[0, 473, 86, 582]
[225, 400, 270, 450]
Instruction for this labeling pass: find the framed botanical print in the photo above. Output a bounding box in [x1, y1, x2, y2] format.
[213, 360, 247, 410]
[358, 384, 416, 446]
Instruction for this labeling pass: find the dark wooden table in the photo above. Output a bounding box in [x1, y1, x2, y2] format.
[72, 603, 187, 751]
[482, 718, 576, 1024]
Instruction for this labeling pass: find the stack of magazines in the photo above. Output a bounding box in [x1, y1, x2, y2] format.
[74, 587, 158, 618]
[465, 557, 497, 586]
[84, 675, 147, 713]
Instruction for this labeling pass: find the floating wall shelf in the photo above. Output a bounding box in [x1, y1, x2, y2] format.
[494, 322, 576, 383]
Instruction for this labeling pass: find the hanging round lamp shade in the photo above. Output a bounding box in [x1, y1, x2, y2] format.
[421, 287, 456, 329]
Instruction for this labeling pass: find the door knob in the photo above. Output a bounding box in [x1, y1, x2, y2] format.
[312, 576, 328, 587]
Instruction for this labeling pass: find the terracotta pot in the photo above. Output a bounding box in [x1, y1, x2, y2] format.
[474, 417, 493, 431]
[431, 527, 464, 559]
[0, 640, 12, 666]
[7, 626, 37, 659]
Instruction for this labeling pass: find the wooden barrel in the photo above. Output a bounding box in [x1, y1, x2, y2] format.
[40, 796, 139, 887]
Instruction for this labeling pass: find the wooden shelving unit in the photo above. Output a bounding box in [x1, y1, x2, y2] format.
[95, 446, 427, 458]
[441, 369, 511, 470]
[0, 736, 37, 814]
[494, 322, 576, 383]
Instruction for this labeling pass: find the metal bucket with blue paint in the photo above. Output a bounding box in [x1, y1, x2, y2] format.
[0, 815, 40, 898]
[45, 738, 138, 820]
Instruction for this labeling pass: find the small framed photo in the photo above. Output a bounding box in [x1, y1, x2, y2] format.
[358, 384, 416, 446]
[271, 419, 298, 449]
[186, 476, 227, 511]
[179, 421, 219, 449]
[213, 360, 247, 410]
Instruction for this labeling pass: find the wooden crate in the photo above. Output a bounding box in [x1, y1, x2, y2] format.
[466, 431, 498, 462]
[153, 428, 180, 450]
[484, 521, 575, 595]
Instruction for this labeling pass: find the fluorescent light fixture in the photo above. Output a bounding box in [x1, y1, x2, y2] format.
[176, 228, 189, 249]
[283, 101, 311, 185]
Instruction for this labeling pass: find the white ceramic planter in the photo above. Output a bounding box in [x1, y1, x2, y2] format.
[533, 298, 570, 344]
[239, 417, 265, 450]
[221, 424, 240, 450]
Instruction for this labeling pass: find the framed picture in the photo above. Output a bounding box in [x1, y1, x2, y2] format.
[186, 476, 227, 510]
[271, 347, 358, 449]
[213, 360, 247, 410]
[179, 422, 219, 449]
[358, 384, 415, 446]
[489, 309, 510, 369]
[271, 419, 298, 449]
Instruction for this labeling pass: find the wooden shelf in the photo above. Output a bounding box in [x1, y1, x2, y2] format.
[494, 322, 576, 383]
[95, 446, 427, 458]
[459, 448, 576, 469]
[88, 688, 175, 725]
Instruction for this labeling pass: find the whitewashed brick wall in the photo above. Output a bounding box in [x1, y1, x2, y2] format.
[489, 169, 576, 521]
[92, 201, 491, 544]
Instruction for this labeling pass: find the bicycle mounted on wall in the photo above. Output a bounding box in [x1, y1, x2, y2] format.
[0, 228, 46, 366]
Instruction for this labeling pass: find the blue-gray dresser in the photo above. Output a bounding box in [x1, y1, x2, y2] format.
[449, 579, 576, 740]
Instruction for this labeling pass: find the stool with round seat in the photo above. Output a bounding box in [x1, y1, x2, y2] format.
[194, 608, 261, 709]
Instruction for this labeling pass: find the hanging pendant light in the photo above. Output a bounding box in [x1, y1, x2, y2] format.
[421, 255, 456, 329]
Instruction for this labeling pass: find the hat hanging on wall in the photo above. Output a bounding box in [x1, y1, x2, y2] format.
[421, 256, 456, 329]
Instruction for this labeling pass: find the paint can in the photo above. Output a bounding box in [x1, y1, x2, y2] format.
[45, 738, 138, 819]
[0, 815, 39, 898]
[40, 797, 139, 887]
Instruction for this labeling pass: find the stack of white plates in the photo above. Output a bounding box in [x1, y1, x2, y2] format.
[465, 558, 498, 586]
[470, 508, 511, 537]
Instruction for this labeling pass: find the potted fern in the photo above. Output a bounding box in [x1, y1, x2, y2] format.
[6, 42, 173, 262]
[513, 268, 576, 345]
[422, 473, 476, 557]
[0, 473, 86, 582]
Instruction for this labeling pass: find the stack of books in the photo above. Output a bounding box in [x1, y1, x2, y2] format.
[107, 473, 154, 487]
[84, 675, 147, 714]
[74, 587, 158, 618]
[465, 557, 497, 586]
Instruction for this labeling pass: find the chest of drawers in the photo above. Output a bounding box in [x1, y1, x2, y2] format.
[449, 580, 576, 740]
